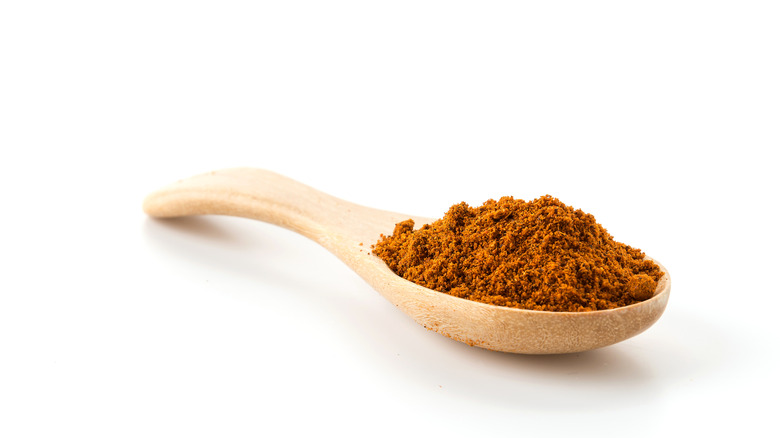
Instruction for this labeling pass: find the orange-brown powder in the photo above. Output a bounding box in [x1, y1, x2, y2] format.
[372, 195, 663, 312]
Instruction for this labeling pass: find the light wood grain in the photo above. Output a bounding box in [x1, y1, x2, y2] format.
[144, 168, 671, 354]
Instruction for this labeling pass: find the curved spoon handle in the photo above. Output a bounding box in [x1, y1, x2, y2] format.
[143, 168, 419, 253]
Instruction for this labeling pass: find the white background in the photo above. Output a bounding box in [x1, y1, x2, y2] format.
[1, 1, 778, 437]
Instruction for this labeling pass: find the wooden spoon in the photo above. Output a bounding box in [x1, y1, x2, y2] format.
[143, 168, 671, 354]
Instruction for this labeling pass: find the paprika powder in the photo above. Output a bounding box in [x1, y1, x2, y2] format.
[372, 195, 662, 312]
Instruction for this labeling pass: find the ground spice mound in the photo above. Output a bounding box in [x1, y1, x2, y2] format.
[372, 196, 663, 312]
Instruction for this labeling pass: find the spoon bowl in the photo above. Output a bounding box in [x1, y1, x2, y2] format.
[144, 168, 670, 354]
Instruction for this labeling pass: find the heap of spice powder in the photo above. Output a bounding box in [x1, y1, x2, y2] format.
[371, 195, 663, 312]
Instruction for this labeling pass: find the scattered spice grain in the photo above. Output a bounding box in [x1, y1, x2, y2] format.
[372, 195, 662, 312]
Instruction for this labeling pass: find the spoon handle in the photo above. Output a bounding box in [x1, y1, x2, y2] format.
[143, 168, 418, 251]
